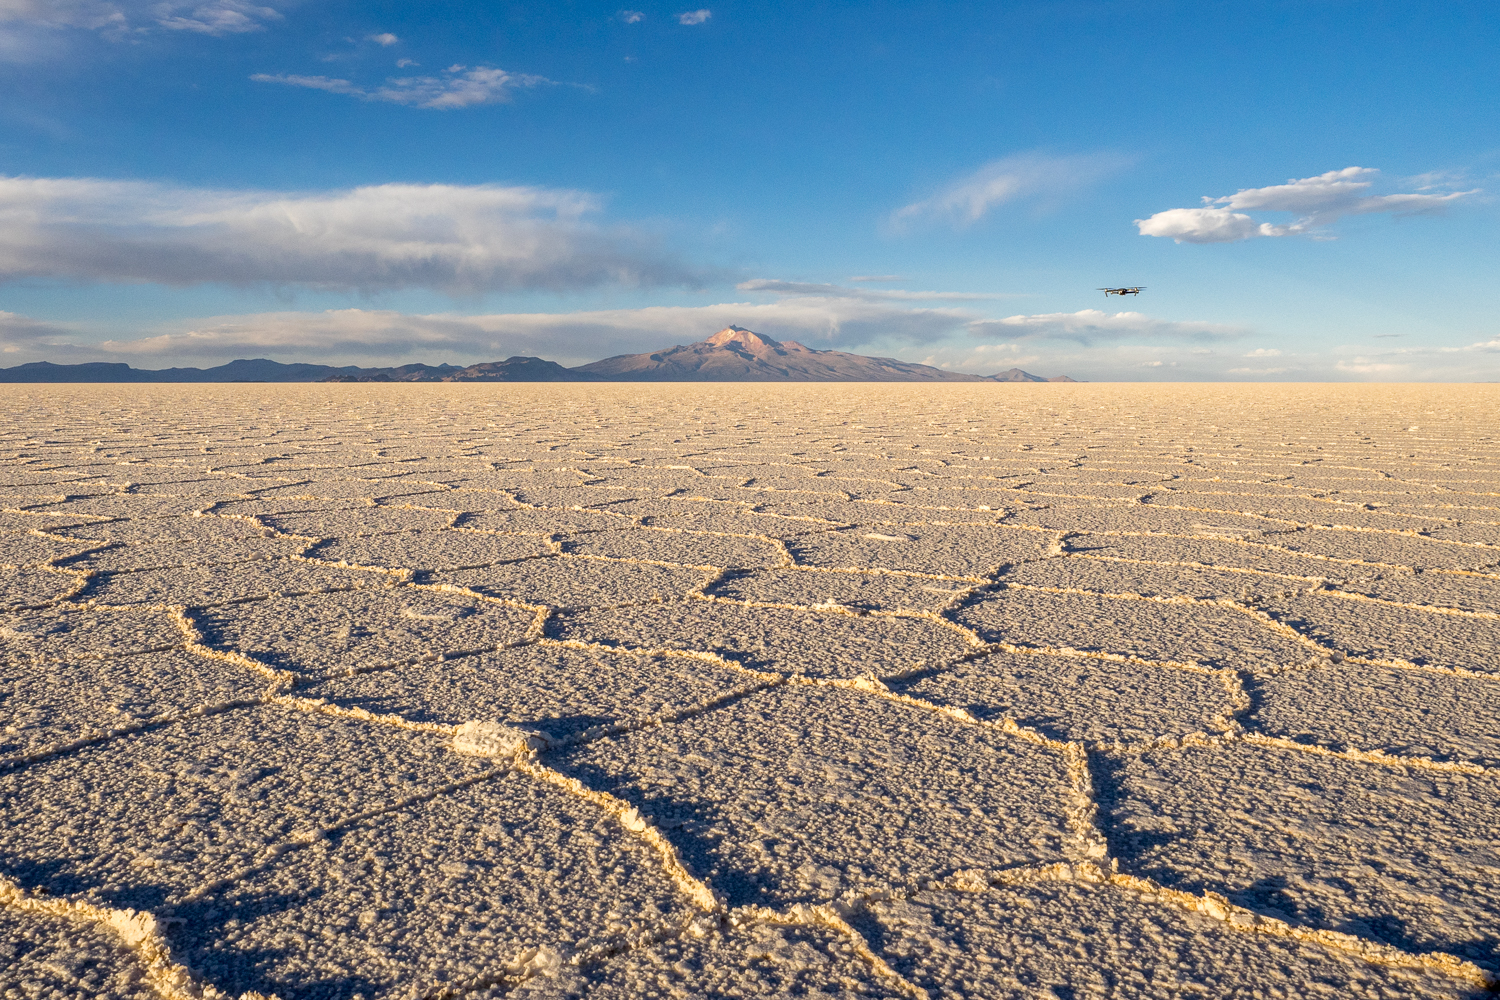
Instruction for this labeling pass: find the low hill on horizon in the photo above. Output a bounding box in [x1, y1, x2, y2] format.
[0, 328, 1077, 383]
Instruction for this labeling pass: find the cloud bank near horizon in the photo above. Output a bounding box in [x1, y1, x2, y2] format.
[1136, 167, 1480, 243]
[0, 176, 698, 293]
[9, 291, 1496, 382]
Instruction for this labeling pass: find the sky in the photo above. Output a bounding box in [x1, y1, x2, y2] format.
[1, 0, 1496, 380]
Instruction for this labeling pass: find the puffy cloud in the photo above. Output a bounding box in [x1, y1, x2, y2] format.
[1137, 167, 1480, 243]
[368, 31, 397, 45]
[677, 9, 711, 25]
[968, 309, 1245, 345]
[618, 10, 644, 23]
[252, 65, 553, 109]
[0, 176, 698, 293]
[892, 151, 1133, 230]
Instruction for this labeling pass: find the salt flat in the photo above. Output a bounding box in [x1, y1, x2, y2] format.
[2, 383, 1498, 1000]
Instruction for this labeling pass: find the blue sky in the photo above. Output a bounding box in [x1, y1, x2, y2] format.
[1, 0, 1496, 379]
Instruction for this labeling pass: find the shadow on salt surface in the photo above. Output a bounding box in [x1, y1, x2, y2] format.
[169, 771, 685, 1000]
[296, 644, 746, 738]
[847, 882, 1474, 1000]
[0, 605, 183, 663]
[1091, 743, 1500, 970]
[553, 685, 1072, 909]
[307, 530, 552, 572]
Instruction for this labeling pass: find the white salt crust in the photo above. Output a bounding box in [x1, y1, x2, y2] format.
[0, 382, 1497, 999]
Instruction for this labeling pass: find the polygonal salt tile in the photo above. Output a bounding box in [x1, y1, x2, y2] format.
[1096, 742, 1500, 969]
[787, 525, 1052, 578]
[892, 650, 1232, 745]
[1, 649, 264, 759]
[258, 506, 459, 537]
[198, 587, 536, 678]
[954, 588, 1311, 669]
[1262, 593, 1500, 674]
[0, 532, 96, 567]
[1269, 530, 1495, 572]
[561, 529, 787, 569]
[706, 567, 971, 612]
[455, 508, 631, 535]
[0, 704, 480, 910]
[308, 530, 553, 571]
[1331, 571, 1500, 615]
[0, 566, 85, 609]
[549, 920, 900, 999]
[298, 644, 746, 738]
[250, 480, 453, 503]
[1246, 662, 1500, 767]
[850, 882, 1472, 1000]
[62, 536, 308, 573]
[168, 769, 688, 1000]
[0, 605, 184, 665]
[80, 561, 390, 607]
[1005, 504, 1282, 539]
[1060, 533, 1354, 580]
[433, 559, 711, 608]
[549, 602, 971, 678]
[1004, 554, 1318, 601]
[554, 685, 1073, 908]
[0, 904, 157, 1000]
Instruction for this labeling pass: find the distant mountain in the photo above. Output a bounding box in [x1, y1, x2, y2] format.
[439, 357, 588, 382]
[0, 359, 464, 383]
[573, 327, 985, 382]
[986, 367, 1077, 383]
[0, 330, 1078, 383]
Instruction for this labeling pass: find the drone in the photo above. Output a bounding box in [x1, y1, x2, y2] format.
[1099, 287, 1146, 296]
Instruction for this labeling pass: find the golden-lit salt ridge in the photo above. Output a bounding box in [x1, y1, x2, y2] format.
[2, 382, 1498, 999]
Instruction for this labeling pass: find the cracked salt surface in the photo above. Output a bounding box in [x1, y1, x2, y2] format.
[2, 383, 1499, 999]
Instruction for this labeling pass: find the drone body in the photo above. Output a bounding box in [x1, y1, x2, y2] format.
[1099, 287, 1145, 296]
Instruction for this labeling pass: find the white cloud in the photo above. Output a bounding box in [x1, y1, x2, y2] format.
[967, 309, 1245, 345]
[368, 31, 397, 45]
[736, 278, 1013, 302]
[395, 57, 416, 68]
[619, 10, 644, 23]
[253, 65, 554, 109]
[892, 152, 1133, 230]
[1137, 167, 1480, 243]
[0, 0, 281, 48]
[1243, 348, 1281, 357]
[155, 0, 280, 35]
[678, 9, 711, 25]
[0, 176, 697, 293]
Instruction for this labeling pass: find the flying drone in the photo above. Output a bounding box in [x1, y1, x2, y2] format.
[1099, 287, 1145, 296]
